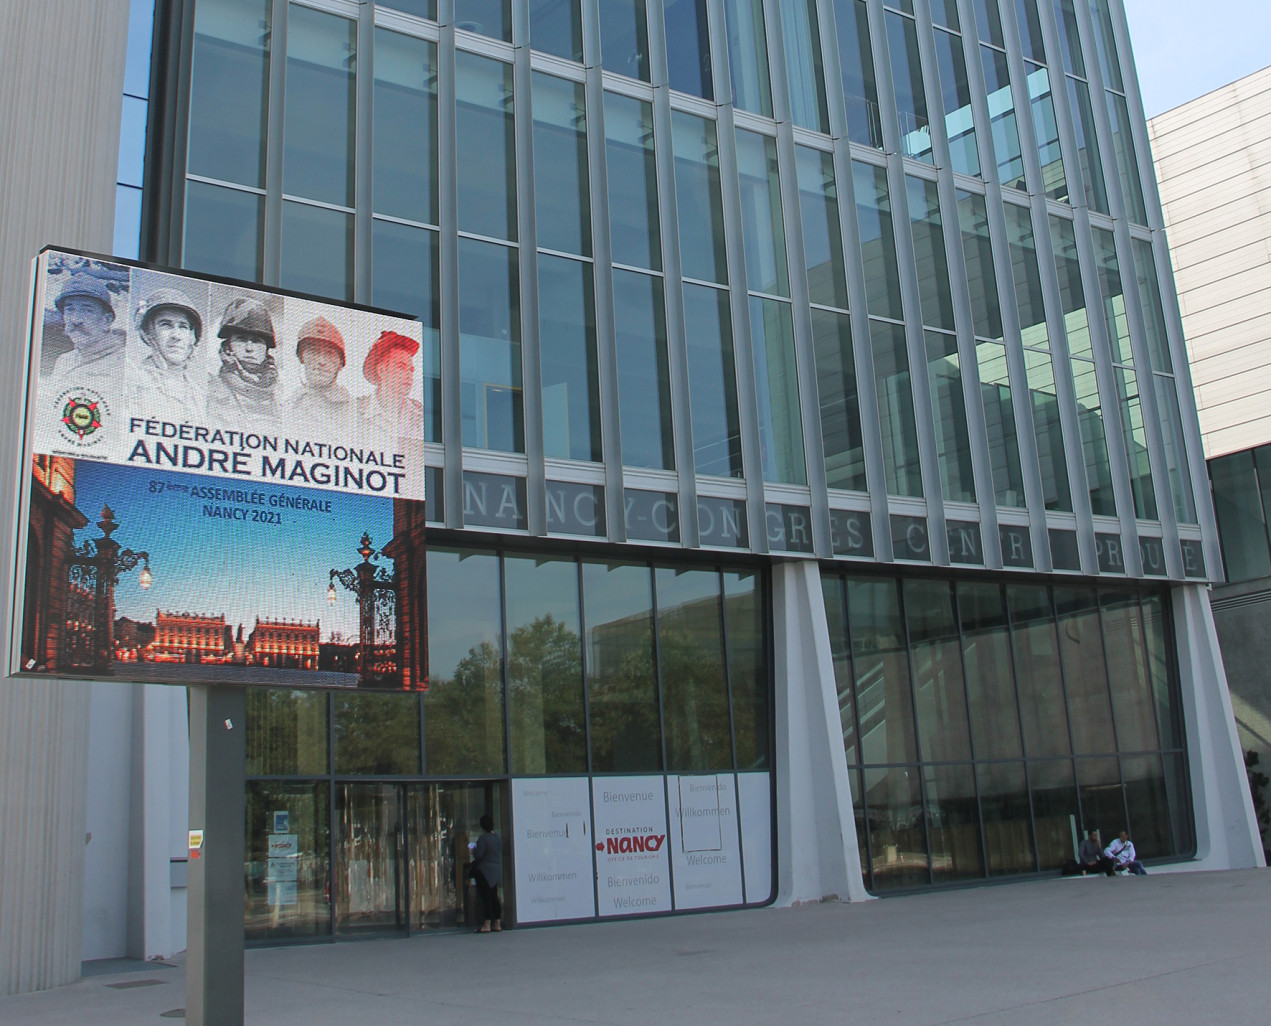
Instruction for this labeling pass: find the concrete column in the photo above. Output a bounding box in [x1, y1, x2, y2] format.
[773, 560, 871, 904]
[0, 0, 130, 997]
[1172, 584, 1266, 872]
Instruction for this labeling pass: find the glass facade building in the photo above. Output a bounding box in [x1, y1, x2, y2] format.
[127, 0, 1251, 938]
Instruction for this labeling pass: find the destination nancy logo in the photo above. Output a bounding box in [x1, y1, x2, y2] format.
[55, 387, 111, 449]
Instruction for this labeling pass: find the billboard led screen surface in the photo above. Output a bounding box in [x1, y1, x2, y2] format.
[10, 247, 430, 691]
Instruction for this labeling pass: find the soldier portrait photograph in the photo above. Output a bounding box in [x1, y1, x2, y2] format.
[39, 255, 131, 395]
[205, 287, 283, 433]
[127, 271, 210, 414]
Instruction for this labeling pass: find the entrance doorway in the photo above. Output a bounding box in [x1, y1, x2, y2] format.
[332, 781, 503, 936]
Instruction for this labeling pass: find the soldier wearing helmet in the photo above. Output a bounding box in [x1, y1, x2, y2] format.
[356, 330, 424, 441]
[48, 271, 127, 391]
[129, 286, 206, 410]
[289, 315, 354, 434]
[206, 295, 280, 431]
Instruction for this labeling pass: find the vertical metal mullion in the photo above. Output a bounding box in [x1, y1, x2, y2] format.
[948, 580, 989, 878]
[887, 157, 949, 564]
[831, 143, 893, 561]
[714, 567, 749, 900]
[896, 577, 933, 884]
[955, 0, 1000, 188]
[352, 0, 374, 305]
[576, 558, 601, 919]
[514, 10, 547, 536]
[839, 573, 874, 891]
[862, 0, 902, 156]
[582, 4, 627, 542]
[262, 0, 289, 286]
[775, 125, 832, 556]
[438, 8, 463, 528]
[326, 690, 336, 936]
[910, 0, 954, 172]
[813, 0, 848, 140]
[499, 549, 512, 778]
[149, 0, 196, 266]
[647, 561, 677, 903]
[999, 580, 1043, 872]
[1031, 0, 1082, 210]
[1049, 585, 1086, 836]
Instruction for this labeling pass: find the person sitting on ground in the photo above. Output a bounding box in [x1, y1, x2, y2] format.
[1077, 829, 1104, 874]
[1102, 829, 1147, 875]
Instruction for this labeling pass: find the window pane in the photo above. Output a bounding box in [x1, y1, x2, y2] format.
[1013, 0, 1047, 63]
[246, 689, 329, 775]
[583, 562, 661, 772]
[863, 765, 927, 889]
[1029, 758, 1078, 868]
[973, 0, 1004, 47]
[847, 577, 919, 766]
[245, 782, 328, 940]
[373, 29, 438, 225]
[1210, 451, 1271, 581]
[976, 340, 1025, 505]
[1075, 756, 1123, 838]
[539, 254, 601, 462]
[722, 0, 772, 116]
[1092, 227, 1132, 365]
[188, 0, 270, 188]
[459, 238, 523, 452]
[614, 270, 674, 470]
[925, 764, 984, 882]
[377, 0, 435, 17]
[1101, 592, 1160, 752]
[1142, 594, 1183, 749]
[749, 297, 806, 484]
[781, 0, 830, 133]
[958, 583, 1023, 759]
[926, 330, 977, 503]
[425, 549, 505, 775]
[832, 0, 883, 148]
[1154, 377, 1196, 523]
[1106, 92, 1147, 224]
[1072, 359, 1116, 516]
[1115, 367, 1157, 520]
[823, 576, 857, 762]
[812, 308, 866, 491]
[796, 148, 849, 310]
[1027, 65, 1067, 201]
[1066, 77, 1108, 213]
[906, 580, 973, 763]
[872, 319, 923, 497]
[1088, 0, 1123, 91]
[853, 162, 904, 320]
[281, 201, 353, 302]
[1053, 0, 1084, 76]
[981, 46, 1025, 189]
[529, 0, 583, 61]
[736, 131, 789, 297]
[455, 0, 511, 41]
[599, 0, 650, 81]
[1122, 754, 1171, 857]
[456, 52, 516, 240]
[934, 28, 980, 177]
[335, 693, 421, 773]
[1056, 587, 1117, 755]
[978, 761, 1036, 874]
[1007, 585, 1071, 757]
[956, 191, 1001, 341]
[664, 0, 712, 99]
[886, 11, 933, 163]
[533, 73, 591, 256]
[724, 571, 768, 770]
[1023, 349, 1072, 511]
[505, 556, 586, 775]
[657, 568, 731, 771]
[907, 177, 955, 332]
[183, 181, 263, 282]
[283, 6, 356, 207]
[683, 284, 742, 477]
[673, 113, 729, 284]
[1130, 240, 1171, 374]
[604, 93, 661, 271]
[1049, 216, 1090, 358]
[371, 220, 441, 442]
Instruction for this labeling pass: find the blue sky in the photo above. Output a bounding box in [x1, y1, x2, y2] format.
[1123, 0, 1271, 117]
[73, 460, 395, 641]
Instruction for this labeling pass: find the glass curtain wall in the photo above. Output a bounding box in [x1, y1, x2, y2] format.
[824, 568, 1193, 892]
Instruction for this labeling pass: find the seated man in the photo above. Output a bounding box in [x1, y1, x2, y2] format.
[1077, 829, 1103, 874]
[1102, 829, 1147, 876]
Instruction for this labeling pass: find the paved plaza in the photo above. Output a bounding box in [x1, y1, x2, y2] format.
[2, 868, 1268, 1025]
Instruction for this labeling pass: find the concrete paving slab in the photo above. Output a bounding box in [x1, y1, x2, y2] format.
[2, 868, 1268, 1025]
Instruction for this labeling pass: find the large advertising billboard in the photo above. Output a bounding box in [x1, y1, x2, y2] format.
[9, 248, 430, 690]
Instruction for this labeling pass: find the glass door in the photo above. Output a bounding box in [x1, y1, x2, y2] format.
[406, 782, 503, 931]
[334, 783, 406, 934]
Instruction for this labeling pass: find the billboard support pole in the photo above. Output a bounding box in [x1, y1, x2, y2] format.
[186, 684, 246, 1026]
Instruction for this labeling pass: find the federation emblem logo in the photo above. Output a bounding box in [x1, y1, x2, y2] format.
[53, 387, 111, 449]
[61, 396, 102, 439]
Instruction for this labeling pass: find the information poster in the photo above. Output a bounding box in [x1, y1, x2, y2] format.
[591, 776, 671, 917]
[738, 772, 773, 904]
[667, 774, 743, 910]
[266, 832, 298, 907]
[511, 777, 596, 923]
[11, 248, 430, 690]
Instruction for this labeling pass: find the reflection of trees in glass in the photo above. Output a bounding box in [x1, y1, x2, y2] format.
[658, 621, 731, 771]
[426, 641, 505, 775]
[334, 693, 420, 774]
[246, 688, 328, 775]
[588, 613, 661, 772]
[508, 613, 586, 774]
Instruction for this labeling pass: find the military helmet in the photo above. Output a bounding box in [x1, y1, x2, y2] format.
[363, 330, 419, 385]
[136, 287, 203, 341]
[55, 272, 115, 320]
[295, 315, 346, 367]
[216, 296, 276, 348]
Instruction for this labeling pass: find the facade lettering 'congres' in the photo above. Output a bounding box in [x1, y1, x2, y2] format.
[1, 0, 1264, 994]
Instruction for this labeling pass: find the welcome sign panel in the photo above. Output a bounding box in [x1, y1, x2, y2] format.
[10, 248, 430, 690]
